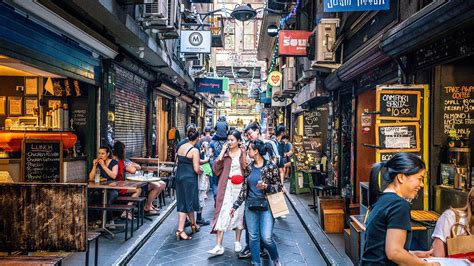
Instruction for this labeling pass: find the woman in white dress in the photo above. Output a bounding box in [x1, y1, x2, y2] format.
[208, 130, 248, 256]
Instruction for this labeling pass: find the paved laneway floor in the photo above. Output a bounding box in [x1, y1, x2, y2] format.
[130, 192, 326, 265]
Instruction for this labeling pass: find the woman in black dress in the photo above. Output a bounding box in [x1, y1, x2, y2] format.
[175, 124, 202, 240]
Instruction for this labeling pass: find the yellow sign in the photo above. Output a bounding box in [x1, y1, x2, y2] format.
[267, 71, 282, 87]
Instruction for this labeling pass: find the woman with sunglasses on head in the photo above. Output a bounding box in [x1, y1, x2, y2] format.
[208, 130, 247, 256]
[431, 188, 474, 257]
[230, 139, 282, 266]
[175, 124, 203, 241]
[361, 153, 439, 265]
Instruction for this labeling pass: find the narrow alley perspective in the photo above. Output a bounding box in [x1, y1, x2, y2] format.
[0, 0, 473, 266]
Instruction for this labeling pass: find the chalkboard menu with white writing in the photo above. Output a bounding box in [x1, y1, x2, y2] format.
[303, 110, 323, 137]
[302, 137, 322, 163]
[21, 140, 63, 182]
[376, 122, 420, 153]
[441, 85, 473, 138]
[377, 90, 420, 121]
[293, 135, 309, 171]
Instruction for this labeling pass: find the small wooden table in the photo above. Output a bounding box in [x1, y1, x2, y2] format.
[88, 181, 143, 237]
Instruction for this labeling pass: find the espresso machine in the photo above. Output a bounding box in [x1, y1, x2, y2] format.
[447, 138, 471, 190]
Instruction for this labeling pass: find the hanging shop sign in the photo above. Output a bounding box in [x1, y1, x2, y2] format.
[195, 78, 224, 93]
[278, 30, 312, 56]
[324, 0, 390, 12]
[267, 25, 279, 37]
[267, 71, 282, 87]
[180, 30, 211, 54]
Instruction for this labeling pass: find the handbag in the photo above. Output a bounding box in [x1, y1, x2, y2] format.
[247, 197, 268, 211]
[266, 192, 289, 218]
[447, 222, 474, 262]
[230, 175, 244, 185]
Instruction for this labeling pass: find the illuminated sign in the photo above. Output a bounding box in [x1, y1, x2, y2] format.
[278, 30, 312, 56]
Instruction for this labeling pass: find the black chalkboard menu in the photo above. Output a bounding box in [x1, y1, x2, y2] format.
[21, 140, 63, 182]
[376, 122, 420, 153]
[441, 85, 473, 139]
[293, 135, 309, 171]
[377, 90, 420, 121]
[302, 137, 322, 163]
[303, 109, 325, 138]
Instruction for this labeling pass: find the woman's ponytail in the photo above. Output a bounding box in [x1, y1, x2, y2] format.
[368, 161, 385, 208]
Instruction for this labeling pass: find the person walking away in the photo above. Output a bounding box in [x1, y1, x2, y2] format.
[361, 153, 439, 265]
[230, 140, 282, 266]
[199, 127, 212, 146]
[274, 125, 287, 187]
[209, 117, 229, 202]
[197, 141, 212, 226]
[282, 135, 293, 180]
[208, 130, 247, 255]
[431, 188, 474, 258]
[175, 124, 202, 240]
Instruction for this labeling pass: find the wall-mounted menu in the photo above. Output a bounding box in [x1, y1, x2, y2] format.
[21, 140, 63, 182]
[302, 137, 322, 164]
[303, 109, 324, 138]
[376, 90, 420, 121]
[442, 85, 473, 138]
[293, 135, 309, 171]
[376, 122, 420, 153]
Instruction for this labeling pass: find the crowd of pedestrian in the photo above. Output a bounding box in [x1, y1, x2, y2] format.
[173, 117, 291, 266]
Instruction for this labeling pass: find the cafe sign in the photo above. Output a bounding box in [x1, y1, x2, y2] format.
[324, 0, 390, 12]
[278, 30, 312, 56]
[267, 71, 282, 87]
[180, 30, 211, 54]
[194, 78, 224, 93]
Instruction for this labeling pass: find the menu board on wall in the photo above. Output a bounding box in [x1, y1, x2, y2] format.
[21, 140, 63, 182]
[303, 110, 323, 137]
[302, 137, 322, 163]
[293, 135, 309, 171]
[441, 85, 473, 138]
[376, 122, 420, 153]
[377, 90, 420, 121]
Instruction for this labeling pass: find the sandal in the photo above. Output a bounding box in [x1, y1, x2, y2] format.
[191, 223, 200, 234]
[121, 211, 133, 220]
[144, 209, 160, 216]
[176, 230, 192, 241]
[151, 206, 161, 212]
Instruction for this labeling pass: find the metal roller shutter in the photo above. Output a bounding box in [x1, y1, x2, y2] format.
[114, 64, 147, 157]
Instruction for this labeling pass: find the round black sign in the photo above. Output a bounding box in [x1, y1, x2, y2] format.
[267, 25, 279, 37]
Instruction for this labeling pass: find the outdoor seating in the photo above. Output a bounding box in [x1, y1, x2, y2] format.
[116, 196, 146, 227]
[0, 256, 64, 265]
[88, 204, 136, 241]
[86, 232, 101, 266]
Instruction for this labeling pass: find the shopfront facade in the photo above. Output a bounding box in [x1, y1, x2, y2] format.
[0, 1, 116, 182]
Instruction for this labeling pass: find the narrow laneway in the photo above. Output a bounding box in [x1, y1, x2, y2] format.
[129, 193, 326, 265]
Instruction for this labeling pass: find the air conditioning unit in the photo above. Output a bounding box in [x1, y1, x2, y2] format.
[144, 0, 168, 19]
[282, 67, 296, 93]
[311, 18, 339, 63]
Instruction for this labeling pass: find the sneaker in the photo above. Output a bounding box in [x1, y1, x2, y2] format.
[238, 247, 251, 259]
[207, 245, 224, 256]
[234, 241, 242, 253]
[196, 219, 210, 226]
[279, 215, 287, 219]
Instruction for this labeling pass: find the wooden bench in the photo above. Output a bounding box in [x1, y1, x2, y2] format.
[86, 232, 100, 266]
[116, 196, 146, 226]
[88, 204, 136, 241]
[0, 255, 64, 265]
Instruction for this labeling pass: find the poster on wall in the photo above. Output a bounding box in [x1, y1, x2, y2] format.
[8, 97, 22, 116]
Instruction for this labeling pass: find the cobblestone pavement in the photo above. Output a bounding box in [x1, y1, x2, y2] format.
[130, 193, 326, 265]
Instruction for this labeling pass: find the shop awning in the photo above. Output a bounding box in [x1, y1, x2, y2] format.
[380, 0, 474, 57]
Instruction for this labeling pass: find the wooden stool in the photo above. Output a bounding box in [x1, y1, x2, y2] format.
[323, 209, 344, 233]
[86, 232, 101, 266]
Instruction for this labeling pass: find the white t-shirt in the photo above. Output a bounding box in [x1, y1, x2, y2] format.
[229, 149, 242, 177]
[431, 209, 468, 243]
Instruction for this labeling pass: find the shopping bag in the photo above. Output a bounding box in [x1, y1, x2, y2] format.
[266, 192, 289, 218]
[447, 223, 474, 262]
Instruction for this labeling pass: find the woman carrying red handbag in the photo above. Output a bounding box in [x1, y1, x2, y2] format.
[208, 130, 248, 256]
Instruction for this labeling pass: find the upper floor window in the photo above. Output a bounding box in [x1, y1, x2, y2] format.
[224, 19, 235, 50]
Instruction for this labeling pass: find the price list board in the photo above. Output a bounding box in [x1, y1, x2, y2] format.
[441, 85, 473, 139]
[21, 140, 63, 182]
[376, 90, 420, 121]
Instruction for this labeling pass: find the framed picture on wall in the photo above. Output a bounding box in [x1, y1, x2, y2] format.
[0, 96, 6, 115]
[25, 97, 38, 116]
[25, 77, 38, 95]
[8, 97, 23, 116]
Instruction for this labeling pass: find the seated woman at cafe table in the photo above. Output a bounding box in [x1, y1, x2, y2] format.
[431, 187, 474, 257]
[112, 141, 143, 219]
[114, 141, 165, 215]
[88, 145, 120, 205]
